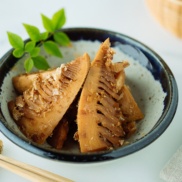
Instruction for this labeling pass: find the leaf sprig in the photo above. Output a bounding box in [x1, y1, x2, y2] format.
[7, 8, 70, 72]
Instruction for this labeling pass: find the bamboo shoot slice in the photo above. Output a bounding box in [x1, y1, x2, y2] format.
[8, 53, 90, 144]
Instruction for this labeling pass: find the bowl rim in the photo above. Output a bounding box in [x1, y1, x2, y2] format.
[0, 27, 178, 163]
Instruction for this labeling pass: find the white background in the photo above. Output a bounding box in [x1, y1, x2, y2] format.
[0, 0, 182, 181]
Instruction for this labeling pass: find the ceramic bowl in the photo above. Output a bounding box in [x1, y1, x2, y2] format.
[0, 28, 178, 163]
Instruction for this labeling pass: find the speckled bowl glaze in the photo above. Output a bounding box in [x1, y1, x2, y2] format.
[0, 28, 178, 163]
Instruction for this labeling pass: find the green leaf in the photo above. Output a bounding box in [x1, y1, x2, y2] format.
[25, 41, 36, 52]
[40, 32, 49, 40]
[13, 48, 24, 58]
[53, 32, 70, 46]
[24, 57, 34, 72]
[52, 8, 66, 30]
[32, 56, 50, 70]
[29, 47, 40, 57]
[41, 14, 54, 32]
[43, 41, 62, 58]
[7, 32, 24, 49]
[23, 24, 40, 42]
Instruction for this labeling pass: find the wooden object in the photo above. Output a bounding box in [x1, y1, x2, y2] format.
[146, 0, 182, 38]
[0, 154, 73, 182]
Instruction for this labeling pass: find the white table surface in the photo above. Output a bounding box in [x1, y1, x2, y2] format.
[0, 0, 182, 181]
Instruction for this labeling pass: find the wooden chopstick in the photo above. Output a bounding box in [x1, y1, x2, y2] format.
[0, 154, 74, 182]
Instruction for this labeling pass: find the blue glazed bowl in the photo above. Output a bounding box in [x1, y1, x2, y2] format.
[0, 28, 178, 163]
